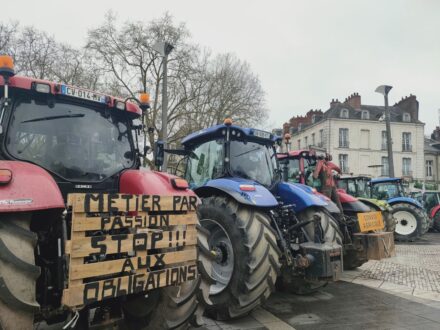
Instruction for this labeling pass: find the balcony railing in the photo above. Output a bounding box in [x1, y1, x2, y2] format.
[402, 145, 412, 152]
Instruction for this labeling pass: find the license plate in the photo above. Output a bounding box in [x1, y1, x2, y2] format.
[60, 85, 107, 104]
[357, 211, 384, 232]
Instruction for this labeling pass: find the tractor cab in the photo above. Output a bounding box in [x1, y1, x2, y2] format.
[277, 149, 325, 188]
[337, 176, 372, 198]
[0, 60, 149, 198]
[181, 120, 280, 190]
[370, 177, 407, 200]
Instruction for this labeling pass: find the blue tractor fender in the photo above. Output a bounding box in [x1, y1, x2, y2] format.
[192, 178, 278, 208]
[388, 197, 423, 209]
[275, 182, 328, 213]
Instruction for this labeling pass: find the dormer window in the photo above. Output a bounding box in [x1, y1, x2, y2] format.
[298, 123, 303, 131]
[361, 110, 369, 120]
[340, 108, 349, 119]
[403, 112, 411, 122]
[312, 114, 316, 123]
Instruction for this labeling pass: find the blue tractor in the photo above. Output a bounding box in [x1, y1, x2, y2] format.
[369, 178, 430, 241]
[159, 121, 343, 320]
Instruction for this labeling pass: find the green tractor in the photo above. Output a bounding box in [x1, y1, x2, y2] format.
[337, 176, 396, 234]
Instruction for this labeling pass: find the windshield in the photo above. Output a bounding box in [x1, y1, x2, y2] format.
[185, 139, 224, 188]
[6, 98, 135, 182]
[371, 182, 404, 200]
[230, 141, 277, 187]
[286, 159, 300, 183]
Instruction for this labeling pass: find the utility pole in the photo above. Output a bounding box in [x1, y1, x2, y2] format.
[153, 41, 174, 171]
[375, 85, 394, 177]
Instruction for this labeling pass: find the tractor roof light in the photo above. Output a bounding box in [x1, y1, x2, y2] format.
[139, 93, 150, 111]
[0, 55, 15, 79]
[115, 100, 126, 110]
[0, 169, 12, 185]
[32, 82, 51, 94]
[224, 118, 233, 126]
[171, 178, 189, 190]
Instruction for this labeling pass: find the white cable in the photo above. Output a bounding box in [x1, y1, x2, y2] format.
[63, 310, 80, 329]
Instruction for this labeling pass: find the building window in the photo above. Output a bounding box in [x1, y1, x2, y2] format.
[381, 157, 389, 176]
[403, 112, 411, 122]
[298, 123, 303, 131]
[361, 110, 369, 120]
[304, 136, 308, 148]
[312, 115, 316, 123]
[311, 133, 315, 146]
[297, 139, 301, 149]
[381, 131, 387, 150]
[319, 129, 324, 147]
[339, 154, 348, 173]
[402, 158, 412, 176]
[339, 128, 349, 148]
[402, 132, 412, 151]
[340, 109, 349, 119]
[426, 160, 433, 177]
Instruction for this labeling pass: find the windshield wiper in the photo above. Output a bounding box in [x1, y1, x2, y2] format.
[21, 114, 85, 123]
[233, 147, 261, 158]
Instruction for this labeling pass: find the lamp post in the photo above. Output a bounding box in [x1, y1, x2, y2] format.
[153, 41, 174, 171]
[375, 85, 394, 177]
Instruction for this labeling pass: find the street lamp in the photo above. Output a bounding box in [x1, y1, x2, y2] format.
[153, 41, 174, 171]
[375, 85, 394, 177]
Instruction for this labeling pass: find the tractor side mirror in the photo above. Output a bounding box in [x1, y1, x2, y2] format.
[154, 141, 164, 168]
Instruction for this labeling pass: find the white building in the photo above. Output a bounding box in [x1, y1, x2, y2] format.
[282, 93, 425, 180]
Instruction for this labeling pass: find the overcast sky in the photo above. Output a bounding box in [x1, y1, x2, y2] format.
[3, 0, 440, 134]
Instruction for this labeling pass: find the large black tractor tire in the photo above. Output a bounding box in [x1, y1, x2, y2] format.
[392, 203, 429, 242]
[197, 196, 281, 320]
[0, 213, 40, 330]
[279, 207, 343, 294]
[122, 218, 213, 329]
[433, 212, 440, 232]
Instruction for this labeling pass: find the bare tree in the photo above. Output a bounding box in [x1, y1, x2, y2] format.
[0, 21, 19, 55]
[1, 14, 269, 168]
[87, 13, 268, 166]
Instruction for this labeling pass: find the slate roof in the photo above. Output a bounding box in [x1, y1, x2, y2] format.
[288, 102, 422, 135]
[424, 138, 440, 154]
[324, 103, 422, 123]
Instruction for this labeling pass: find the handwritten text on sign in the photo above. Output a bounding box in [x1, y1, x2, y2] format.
[70, 193, 198, 213]
[62, 264, 197, 306]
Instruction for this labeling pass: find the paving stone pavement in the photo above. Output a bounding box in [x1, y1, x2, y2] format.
[342, 232, 440, 300]
[265, 281, 440, 330]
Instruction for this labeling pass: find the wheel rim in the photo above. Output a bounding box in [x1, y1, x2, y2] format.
[201, 218, 234, 295]
[394, 210, 417, 236]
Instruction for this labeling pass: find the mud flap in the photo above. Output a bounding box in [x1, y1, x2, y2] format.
[300, 242, 343, 281]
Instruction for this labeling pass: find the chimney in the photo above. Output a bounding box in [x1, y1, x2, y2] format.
[344, 93, 361, 110]
[432, 126, 440, 142]
[330, 98, 340, 108]
[395, 94, 418, 121]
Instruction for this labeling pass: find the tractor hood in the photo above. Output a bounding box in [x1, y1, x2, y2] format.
[275, 182, 328, 213]
[194, 177, 278, 208]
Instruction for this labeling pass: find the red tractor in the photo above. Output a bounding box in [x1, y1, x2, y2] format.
[0, 55, 211, 329]
[278, 148, 395, 269]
